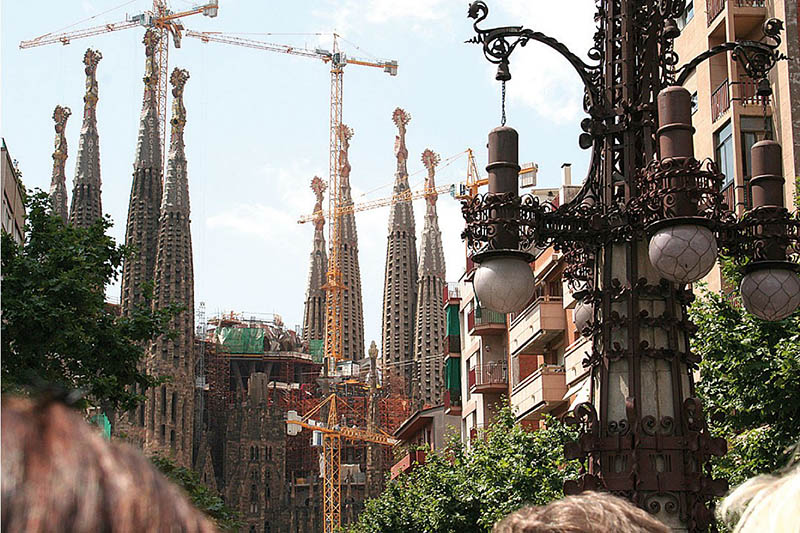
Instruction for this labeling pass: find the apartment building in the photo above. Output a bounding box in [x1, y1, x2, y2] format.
[674, 0, 800, 289]
[444, 168, 592, 445]
[1, 139, 25, 244]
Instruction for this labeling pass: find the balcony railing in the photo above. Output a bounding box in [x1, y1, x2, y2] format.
[467, 307, 506, 336]
[733, 79, 770, 106]
[443, 283, 460, 305]
[711, 79, 730, 122]
[390, 450, 426, 479]
[472, 361, 508, 393]
[707, 0, 725, 24]
[444, 389, 462, 414]
[734, 0, 764, 6]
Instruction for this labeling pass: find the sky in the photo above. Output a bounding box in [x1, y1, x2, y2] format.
[1, 0, 595, 356]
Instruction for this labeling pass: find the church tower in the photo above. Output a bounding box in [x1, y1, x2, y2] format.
[145, 67, 195, 466]
[302, 176, 328, 356]
[381, 108, 418, 395]
[49, 105, 71, 222]
[412, 149, 447, 408]
[69, 49, 103, 228]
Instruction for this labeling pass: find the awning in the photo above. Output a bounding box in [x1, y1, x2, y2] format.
[564, 377, 591, 409]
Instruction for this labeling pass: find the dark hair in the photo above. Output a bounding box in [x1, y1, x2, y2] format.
[493, 492, 670, 533]
[1, 395, 217, 533]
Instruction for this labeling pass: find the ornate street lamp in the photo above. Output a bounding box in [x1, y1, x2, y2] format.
[461, 1, 797, 530]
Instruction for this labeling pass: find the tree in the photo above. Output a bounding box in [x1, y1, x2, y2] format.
[350, 405, 580, 533]
[1, 191, 178, 413]
[689, 265, 800, 487]
[151, 455, 243, 532]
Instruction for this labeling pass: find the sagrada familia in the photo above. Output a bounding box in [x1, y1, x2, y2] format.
[48, 28, 448, 532]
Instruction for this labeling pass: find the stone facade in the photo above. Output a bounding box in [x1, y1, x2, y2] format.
[120, 30, 162, 315]
[49, 105, 71, 222]
[69, 49, 103, 228]
[412, 149, 446, 408]
[381, 108, 418, 395]
[302, 176, 328, 350]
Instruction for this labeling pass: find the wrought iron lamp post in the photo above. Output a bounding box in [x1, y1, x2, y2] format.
[461, 1, 796, 531]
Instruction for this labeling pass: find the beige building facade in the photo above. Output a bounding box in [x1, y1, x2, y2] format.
[2, 139, 25, 244]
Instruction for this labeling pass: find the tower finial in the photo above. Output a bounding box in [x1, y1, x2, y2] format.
[50, 105, 71, 221]
[392, 108, 411, 174]
[169, 68, 190, 142]
[311, 176, 327, 229]
[82, 49, 102, 120]
[142, 29, 160, 92]
[421, 149, 441, 204]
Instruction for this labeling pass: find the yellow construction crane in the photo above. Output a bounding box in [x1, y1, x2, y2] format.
[20, 1, 220, 171]
[185, 31, 398, 374]
[287, 393, 399, 533]
[296, 147, 538, 223]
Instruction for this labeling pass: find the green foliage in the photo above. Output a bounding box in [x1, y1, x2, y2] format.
[151, 455, 243, 532]
[349, 404, 580, 533]
[1, 191, 179, 412]
[689, 262, 800, 487]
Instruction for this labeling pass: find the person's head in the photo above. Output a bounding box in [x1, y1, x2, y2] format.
[493, 491, 669, 533]
[1, 395, 217, 533]
[718, 462, 800, 533]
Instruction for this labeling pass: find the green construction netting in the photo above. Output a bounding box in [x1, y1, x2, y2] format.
[446, 305, 460, 336]
[217, 327, 264, 354]
[90, 413, 111, 440]
[445, 356, 461, 392]
[309, 339, 324, 363]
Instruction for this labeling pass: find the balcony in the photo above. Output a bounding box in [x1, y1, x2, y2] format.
[711, 79, 730, 122]
[467, 307, 506, 336]
[564, 337, 591, 386]
[510, 364, 567, 422]
[470, 361, 508, 394]
[707, 0, 725, 25]
[390, 450, 426, 480]
[443, 388, 462, 416]
[734, 0, 764, 6]
[509, 297, 567, 356]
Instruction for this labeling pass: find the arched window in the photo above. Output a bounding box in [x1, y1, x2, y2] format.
[250, 483, 258, 503]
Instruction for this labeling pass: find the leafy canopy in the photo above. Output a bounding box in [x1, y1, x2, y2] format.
[1, 190, 179, 411]
[690, 264, 800, 487]
[350, 404, 580, 533]
[151, 455, 243, 532]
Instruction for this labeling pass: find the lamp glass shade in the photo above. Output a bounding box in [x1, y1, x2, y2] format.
[573, 299, 593, 336]
[473, 255, 535, 314]
[648, 224, 717, 284]
[741, 267, 800, 321]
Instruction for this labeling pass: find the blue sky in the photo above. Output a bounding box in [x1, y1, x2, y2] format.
[2, 0, 594, 356]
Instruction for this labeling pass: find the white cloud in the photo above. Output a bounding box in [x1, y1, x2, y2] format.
[495, 0, 597, 124]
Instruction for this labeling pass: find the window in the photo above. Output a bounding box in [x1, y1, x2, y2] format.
[714, 121, 735, 189]
[676, 1, 694, 30]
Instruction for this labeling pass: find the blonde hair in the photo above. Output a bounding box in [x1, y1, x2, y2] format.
[493, 491, 669, 533]
[718, 463, 800, 533]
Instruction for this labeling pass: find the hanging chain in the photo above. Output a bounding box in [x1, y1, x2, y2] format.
[501, 79, 507, 126]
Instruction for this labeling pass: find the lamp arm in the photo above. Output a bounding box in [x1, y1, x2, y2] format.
[675, 19, 786, 86]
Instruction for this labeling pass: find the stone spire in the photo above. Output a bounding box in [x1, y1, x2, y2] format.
[337, 124, 365, 360]
[145, 67, 194, 466]
[120, 30, 163, 315]
[49, 105, 71, 222]
[413, 149, 447, 408]
[69, 49, 103, 228]
[381, 108, 418, 396]
[302, 176, 328, 349]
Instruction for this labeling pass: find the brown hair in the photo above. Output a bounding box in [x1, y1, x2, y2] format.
[1, 395, 218, 533]
[493, 492, 669, 533]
